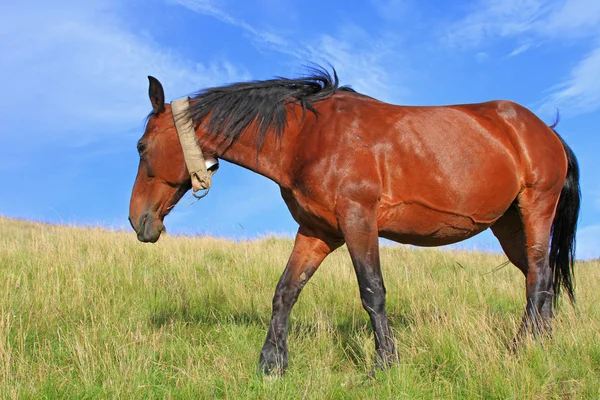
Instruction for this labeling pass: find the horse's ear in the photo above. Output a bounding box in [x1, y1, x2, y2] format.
[148, 76, 165, 114]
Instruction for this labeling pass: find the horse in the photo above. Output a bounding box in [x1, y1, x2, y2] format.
[128, 67, 580, 375]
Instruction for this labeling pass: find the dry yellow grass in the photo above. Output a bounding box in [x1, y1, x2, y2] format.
[0, 216, 599, 398]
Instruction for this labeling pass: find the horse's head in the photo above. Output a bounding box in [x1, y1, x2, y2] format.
[128, 77, 218, 243]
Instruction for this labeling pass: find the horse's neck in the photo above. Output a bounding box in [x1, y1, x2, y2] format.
[200, 103, 307, 186]
[208, 130, 291, 186]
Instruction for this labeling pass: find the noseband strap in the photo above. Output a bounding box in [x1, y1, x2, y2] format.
[171, 97, 213, 197]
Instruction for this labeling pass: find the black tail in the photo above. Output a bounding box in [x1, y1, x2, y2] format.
[549, 128, 580, 305]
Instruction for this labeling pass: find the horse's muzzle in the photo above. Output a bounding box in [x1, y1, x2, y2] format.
[129, 212, 164, 243]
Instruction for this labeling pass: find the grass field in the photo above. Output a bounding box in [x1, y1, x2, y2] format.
[0, 216, 599, 399]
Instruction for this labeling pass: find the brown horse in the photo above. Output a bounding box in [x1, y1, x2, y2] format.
[129, 68, 580, 375]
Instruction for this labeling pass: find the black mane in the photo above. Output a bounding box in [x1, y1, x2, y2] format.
[188, 66, 354, 149]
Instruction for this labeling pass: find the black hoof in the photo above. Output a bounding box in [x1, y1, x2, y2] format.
[510, 337, 521, 354]
[258, 360, 286, 376]
[258, 350, 287, 376]
[369, 348, 399, 376]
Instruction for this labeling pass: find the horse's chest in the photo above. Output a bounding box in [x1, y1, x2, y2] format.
[280, 188, 339, 234]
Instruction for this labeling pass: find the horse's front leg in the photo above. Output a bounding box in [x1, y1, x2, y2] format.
[337, 198, 398, 370]
[258, 227, 341, 375]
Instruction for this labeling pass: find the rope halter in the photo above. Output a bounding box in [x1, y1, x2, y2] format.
[171, 96, 218, 199]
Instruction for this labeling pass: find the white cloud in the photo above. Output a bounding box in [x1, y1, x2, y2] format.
[442, 0, 600, 117]
[304, 31, 399, 102]
[539, 44, 600, 115]
[475, 52, 490, 63]
[370, 0, 412, 21]
[540, 0, 600, 37]
[576, 224, 600, 260]
[170, 0, 294, 54]
[444, 0, 600, 48]
[508, 43, 532, 57]
[0, 0, 248, 147]
[172, 1, 407, 103]
[443, 0, 547, 48]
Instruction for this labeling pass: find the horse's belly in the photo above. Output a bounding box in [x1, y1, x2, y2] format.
[378, 202, 499, 246]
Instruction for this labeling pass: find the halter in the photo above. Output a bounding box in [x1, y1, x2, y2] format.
[171, 97, 219, 199]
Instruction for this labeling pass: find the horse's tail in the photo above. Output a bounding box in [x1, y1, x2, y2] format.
[549, 126, 580, 305]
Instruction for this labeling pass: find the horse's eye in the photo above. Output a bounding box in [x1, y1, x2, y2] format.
[137, 142, 148, 158]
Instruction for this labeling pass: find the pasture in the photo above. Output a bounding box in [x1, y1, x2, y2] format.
[1, 216, 599, 398]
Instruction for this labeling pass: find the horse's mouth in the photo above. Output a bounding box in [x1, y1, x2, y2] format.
[131, 213, 164, 243]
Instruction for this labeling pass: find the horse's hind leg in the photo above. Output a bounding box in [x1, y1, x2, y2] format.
[491, 205, 528, 276]
[492, 190, 559, 342]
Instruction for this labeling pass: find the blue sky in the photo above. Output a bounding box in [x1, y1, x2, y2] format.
[1, 0, 599, 259]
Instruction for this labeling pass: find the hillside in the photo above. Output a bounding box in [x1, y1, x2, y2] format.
[0, 216, 599, 398]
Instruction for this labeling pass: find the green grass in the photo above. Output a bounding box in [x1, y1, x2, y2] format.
[1, 216, 599, 399]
